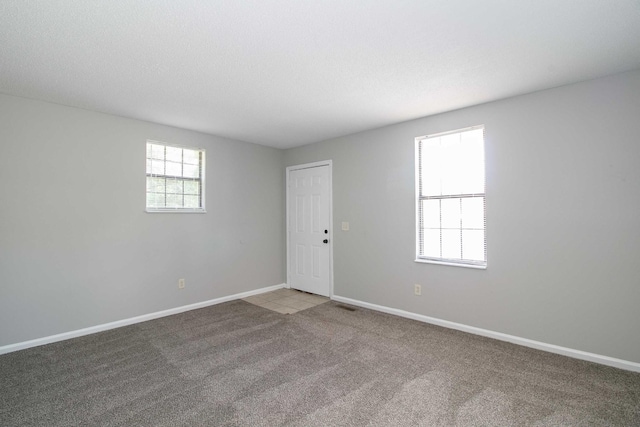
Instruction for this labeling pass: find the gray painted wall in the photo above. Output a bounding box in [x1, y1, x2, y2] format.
[2, 70, 639, 364]
[284, 69, 640, 363]
[0, 94, 284, 346]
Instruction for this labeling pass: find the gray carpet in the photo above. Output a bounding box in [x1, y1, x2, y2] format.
[1, 300, 639, 426]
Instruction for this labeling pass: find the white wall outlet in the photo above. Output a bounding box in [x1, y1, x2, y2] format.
[414, 284, 421, 296]
[178, 279, 185, 289]
[341, 221, 350, 231]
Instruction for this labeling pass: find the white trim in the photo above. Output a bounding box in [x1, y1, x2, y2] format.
[415, 138, 421, 265]
[285, 160, 334, 298]
[287, 159, 332, 171]
[415, 124, 485, 141]
[331, 295, 640, 373]
[0, 283, 285, 355]
[146, 139, 207, 152]
[414, 258, 487, 269]
[145, 209, 206, 214]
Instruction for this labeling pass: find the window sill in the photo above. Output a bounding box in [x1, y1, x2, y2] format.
[145, 209, 206, 214]
[414, 258, 486, 269]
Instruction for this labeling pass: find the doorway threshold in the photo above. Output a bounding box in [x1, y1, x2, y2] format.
[242, 288, 329, 314]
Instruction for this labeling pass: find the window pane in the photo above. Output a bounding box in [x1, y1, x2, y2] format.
[459, 129, 484, 194]
[166, 194, 183, 208]
[422, 129, 484, 196]
[458, 157, 483, 194]
[165, 178, 183, 194]
[150, 144, 165, 160]
[184, 195, 200, 208]
[183, 149, 200, 165]
[459, 154, 484, 194]
[184, 180, 200, 195]
[421, 199, 440, 228]
[441, 229, 461, 259]
[440, 133, 460, 149]
[461, 197, 484, 229]
[462, 229, 485, 261]
[165, 146, 182, 162]
[147, 177, 165, 193]
[146, 192, 165, 208]
[183, 164, 199, 178]
[441, 137, 464, 195]
[150, 160, 164, 175]
[165, 161, 182, 176]
[420, 140, 442, 196]
[440, 198, 461, 229]
[459, 164, 484, 194]
[420, 166, 441, 196]
[423, 229, 440, 258]
[460, 129, 484, 157]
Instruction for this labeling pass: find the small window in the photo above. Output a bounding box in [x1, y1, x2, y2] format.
[146, 141, 205, 212]
[415, 126, 486, 268]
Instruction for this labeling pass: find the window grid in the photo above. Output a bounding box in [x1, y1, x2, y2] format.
[416, 126, 486, 267]
[418, 195, 485, 261]
[146, 141, 205, 212]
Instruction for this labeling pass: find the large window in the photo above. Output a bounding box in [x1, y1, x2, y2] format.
[146, 141, 205, 212]
[415, 126, 486, 268]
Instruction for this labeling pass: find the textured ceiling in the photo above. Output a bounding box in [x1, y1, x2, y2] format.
[1, 1, 640, 149]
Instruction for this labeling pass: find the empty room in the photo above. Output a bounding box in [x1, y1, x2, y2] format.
[1, 1, 639, 425]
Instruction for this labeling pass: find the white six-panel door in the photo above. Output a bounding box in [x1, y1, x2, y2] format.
[287, 163, 331, 297]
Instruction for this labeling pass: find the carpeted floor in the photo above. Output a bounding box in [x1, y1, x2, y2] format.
[1, 300, 639, 426]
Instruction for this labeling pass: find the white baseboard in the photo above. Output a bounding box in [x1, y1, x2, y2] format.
[0, 283, 285, 356]
[331, 295, 640, 373]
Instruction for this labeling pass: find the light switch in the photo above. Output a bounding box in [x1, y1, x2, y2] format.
[341, 222, 349, 231]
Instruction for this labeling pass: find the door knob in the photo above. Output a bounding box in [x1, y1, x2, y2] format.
[323, 239, 329, 244]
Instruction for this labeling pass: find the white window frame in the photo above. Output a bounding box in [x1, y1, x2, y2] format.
[415, 125, 486, 269]
[145, 140, 206, 213]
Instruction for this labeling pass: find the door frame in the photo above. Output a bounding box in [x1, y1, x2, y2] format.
[285, 160, 334, 298]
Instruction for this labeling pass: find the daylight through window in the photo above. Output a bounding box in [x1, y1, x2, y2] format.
[416, 126, 486, 267]
[146, 141, 205, 212]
